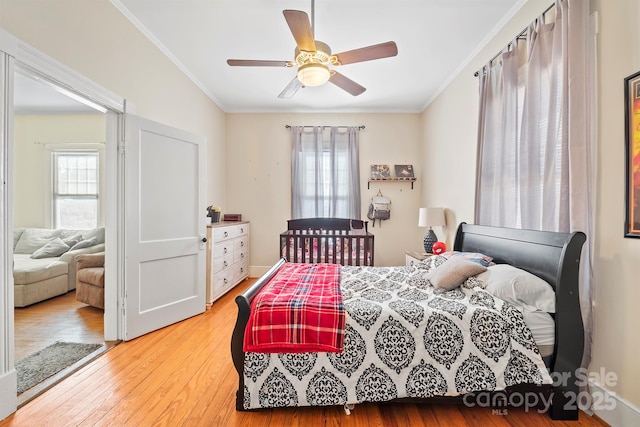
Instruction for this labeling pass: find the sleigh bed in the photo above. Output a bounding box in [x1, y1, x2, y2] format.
[279, 218, 374, 266]
[232, 223, 586, 420]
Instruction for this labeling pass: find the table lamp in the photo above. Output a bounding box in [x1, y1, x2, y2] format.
[418, 207, 446, 254]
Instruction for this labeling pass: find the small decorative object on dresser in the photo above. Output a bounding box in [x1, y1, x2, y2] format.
[223, 213, 242, 222]
[418, 207, 446, 253]
[205, 221, 250, 306]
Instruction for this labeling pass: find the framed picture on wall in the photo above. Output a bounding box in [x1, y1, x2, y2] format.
[624, 70, 640, 237]
[371, 164, 391, 179]
[394, 164, 414, 179]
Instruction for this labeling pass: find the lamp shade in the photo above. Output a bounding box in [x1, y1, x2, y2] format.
[297, 63, 331, 86]
[418, 207, 446, 227]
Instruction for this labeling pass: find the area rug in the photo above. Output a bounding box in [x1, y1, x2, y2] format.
[16, 341, 102, 394]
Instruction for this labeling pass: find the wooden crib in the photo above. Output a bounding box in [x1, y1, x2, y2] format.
[279, 218, 374, 266]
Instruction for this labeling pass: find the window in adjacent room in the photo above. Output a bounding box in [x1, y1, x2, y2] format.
[291, 126, 361, 219]
[52, 150, 99, 229]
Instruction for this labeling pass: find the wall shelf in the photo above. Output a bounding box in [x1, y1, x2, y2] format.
[368, 177, 416, 190]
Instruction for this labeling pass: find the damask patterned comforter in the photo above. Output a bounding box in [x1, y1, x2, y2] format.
[242, 262, 552, 410]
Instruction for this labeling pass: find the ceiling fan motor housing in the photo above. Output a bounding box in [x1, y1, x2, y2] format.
[294, 40, 333, 66]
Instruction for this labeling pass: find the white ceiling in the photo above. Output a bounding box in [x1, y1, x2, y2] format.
[13, 0, 527, 114]
[112, 0, 525, 113]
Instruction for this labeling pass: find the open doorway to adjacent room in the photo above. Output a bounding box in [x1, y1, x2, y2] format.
[12, 70, 115, 406]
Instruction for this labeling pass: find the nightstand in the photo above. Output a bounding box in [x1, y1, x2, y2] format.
[405, 251, 432, 267]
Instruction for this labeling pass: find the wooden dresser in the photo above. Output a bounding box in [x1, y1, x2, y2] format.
[206, 221, 250, 305]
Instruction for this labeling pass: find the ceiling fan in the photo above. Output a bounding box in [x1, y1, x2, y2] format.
[226, 1, 398, 98]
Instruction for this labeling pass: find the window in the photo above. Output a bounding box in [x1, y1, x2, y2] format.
[52, 151, 99, 229]
[291, 126, 360, 219]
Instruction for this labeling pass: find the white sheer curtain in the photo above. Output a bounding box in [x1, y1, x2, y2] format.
[291, 126, 361, 219]
[476, 0, 595, 375]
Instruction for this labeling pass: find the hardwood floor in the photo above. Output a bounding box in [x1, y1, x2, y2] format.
[2, 279, 609, 426]
[13, 290, 114, 407]
[14, 291, 105, 361]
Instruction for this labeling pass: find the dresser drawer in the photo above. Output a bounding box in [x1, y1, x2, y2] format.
[234, 236, 248, 253]
[212, 268, 234, 300]
[213, 252, 234, 274]
[213, 241, 234, 259]
[213, 226, 234, 242]
[213, 223, 249, 241]
[234, 259, 249, 284]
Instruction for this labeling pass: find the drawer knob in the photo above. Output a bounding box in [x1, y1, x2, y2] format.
[224, 278, 228, 284]
[240, 228, 244, 233]
[224, 231, 228, 238]
[224, 261, 228, 267]
[224, 247, 228, 254]
[240, 241, 244, 247]
[241, 253, 244, 258]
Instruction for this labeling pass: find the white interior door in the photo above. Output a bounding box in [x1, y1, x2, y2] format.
[124, 115, 206, 340]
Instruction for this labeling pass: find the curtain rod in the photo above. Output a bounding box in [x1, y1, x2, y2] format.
[285, 125, 365, 130]
[473, 2, 555, 77]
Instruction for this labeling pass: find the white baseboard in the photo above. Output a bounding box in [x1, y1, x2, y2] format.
[0, 369, 17, 421]
[249, 265, 272, 278]
[590, 380, 640, 426]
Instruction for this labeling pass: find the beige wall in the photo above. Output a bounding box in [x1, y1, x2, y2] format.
[422, 0, 640, 410]
[4, 0, 640, 414]
[0, 0, 227, 207]
[226, 113, 422, 271]
[591, 0, 640, 409]
[13, 114, 106, 228]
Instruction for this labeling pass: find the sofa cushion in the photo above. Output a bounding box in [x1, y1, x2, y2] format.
[82, 227, 105, 245]
[13, 254, 68, 285]
[14, 227, 104, 254]
[14, 228, 62, 254]
[31, 238, 71, 259]
[69, 238, 97, 251]
[77, 267, 105, 288]
[13, 228, 25, 250]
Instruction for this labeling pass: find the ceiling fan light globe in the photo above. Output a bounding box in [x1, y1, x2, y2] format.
[297, 63, 330, 86]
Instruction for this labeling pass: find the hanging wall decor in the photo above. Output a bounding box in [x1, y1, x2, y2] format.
[624, 70, 640, 237]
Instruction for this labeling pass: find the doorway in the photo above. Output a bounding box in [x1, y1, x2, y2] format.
[1, 29, 207, 421]
[12, 70, 112, 404]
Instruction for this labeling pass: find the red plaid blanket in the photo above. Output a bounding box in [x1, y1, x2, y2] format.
[243, 263, 345, 353]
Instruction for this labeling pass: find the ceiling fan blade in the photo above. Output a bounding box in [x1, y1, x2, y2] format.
[329, 72, 366, 96]
[278, 77, 304, 99]
[283, 10, 316, 52]
[227, 59, 293, 67]
[334, 41, 398, 65]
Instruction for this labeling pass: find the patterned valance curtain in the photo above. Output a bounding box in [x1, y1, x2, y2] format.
[291, 126, 361, 219]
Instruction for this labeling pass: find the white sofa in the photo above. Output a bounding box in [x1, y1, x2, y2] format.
[13, 227, 105, 307]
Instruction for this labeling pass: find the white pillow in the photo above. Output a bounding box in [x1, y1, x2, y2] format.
[30, 238, 70, 259]
[476, 264, 556, 313]
[14, 228, 60, 254]
[69, 238, 97, 251]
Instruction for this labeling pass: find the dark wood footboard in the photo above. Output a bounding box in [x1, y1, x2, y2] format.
[231, 257, 287, 411]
